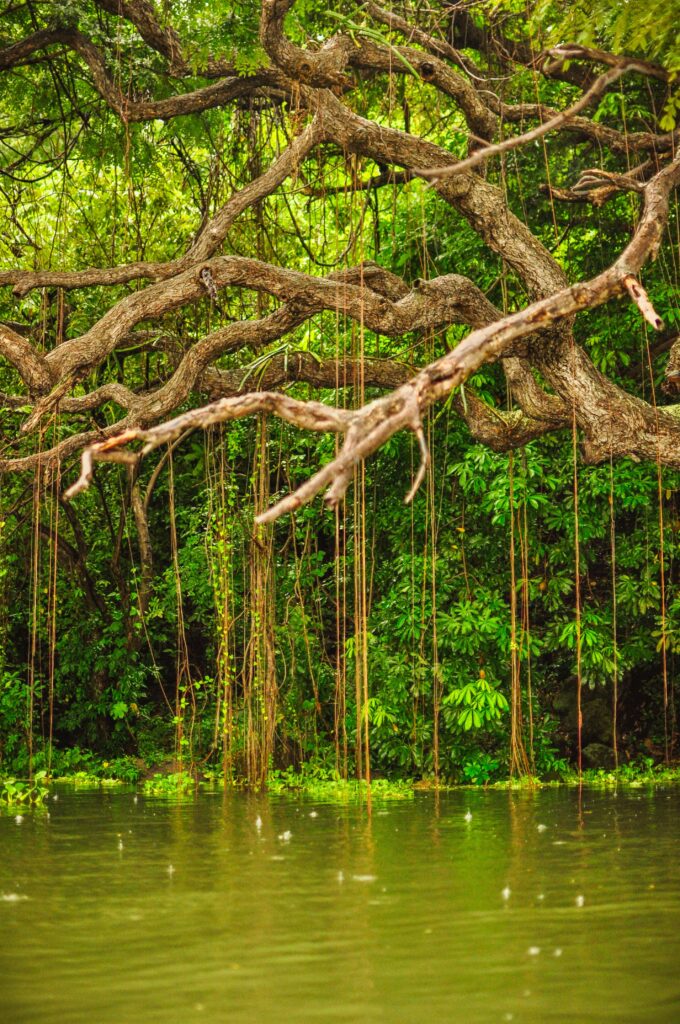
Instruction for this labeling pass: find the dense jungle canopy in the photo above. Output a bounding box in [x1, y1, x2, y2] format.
[0, 0, 679, 786]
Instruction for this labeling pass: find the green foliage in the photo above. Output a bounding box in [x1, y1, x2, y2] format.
[0, 771, 48, 806]
[564, 759, 680, 787]
[0, 670, 27, 765]
[268, 764, 414, 800]
[46, 748, 142, 783]
[460, 754, 502, 786]
[533, 0, 680, 70]
[143, 772, 196, 797]
[443, 674, 510, 732]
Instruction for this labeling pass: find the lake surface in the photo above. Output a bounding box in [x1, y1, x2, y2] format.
[1, 785, 679, 1023]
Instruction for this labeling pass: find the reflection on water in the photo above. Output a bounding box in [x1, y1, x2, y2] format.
[1, 786, 679, 1023]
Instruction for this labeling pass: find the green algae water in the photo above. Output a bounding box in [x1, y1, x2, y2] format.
[1, 787, 679, 1023]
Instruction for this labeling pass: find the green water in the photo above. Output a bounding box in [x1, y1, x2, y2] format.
[1, 787, 679, 1023]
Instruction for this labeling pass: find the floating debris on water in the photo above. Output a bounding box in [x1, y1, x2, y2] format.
[337, 870, 344, 883]
[502, 887, 511, 901]
[553, 948, 563, 957]
[278, 830, 292, 842]
[527, 946, 541, 956]
[575, 895, 585, 907]
[537, 824, 548, 832]
[255, 816, 263, 830]
[167, 864, 175, 876]
[464, 811, 473, 823]
[14, 815, 23, 824]
[352, 874, 377, 883]
[1, 893, 28, 902]
[537, 893, 545, 901]
[309, 811, 318, 818]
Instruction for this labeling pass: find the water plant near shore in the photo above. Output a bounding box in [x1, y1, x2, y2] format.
[0, 771, 48, 807]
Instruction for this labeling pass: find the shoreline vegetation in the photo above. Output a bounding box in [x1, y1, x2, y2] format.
[3, 756, 680, 808]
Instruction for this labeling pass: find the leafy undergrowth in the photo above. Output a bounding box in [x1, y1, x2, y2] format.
[37, 747, 144, 785]
[54, 772, 131, 788]
[481, 759, 680, 789]
[564, 762, 680, 788]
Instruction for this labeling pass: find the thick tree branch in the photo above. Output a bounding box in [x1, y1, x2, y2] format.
[2, 0, 679, 513]
[62, 149, 680, 513]
[0, 27, 283, 123]
[0, 322, 54, 394]
[454, 390, 560, 450]
[417, 58, 660, 180]
[17, 259, 497, 420]
[93, 0, 187, 74]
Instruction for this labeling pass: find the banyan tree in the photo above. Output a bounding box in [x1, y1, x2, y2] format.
[1, 0, 678, 781]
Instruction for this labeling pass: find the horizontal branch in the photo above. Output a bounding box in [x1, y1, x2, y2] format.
[93, 0, 187, 74]
[0, 27, 285, 123]
[24, 258, 497, 419]
[203, 351, 413, 397]
[0, 116, 325, 297]
[2, 0, 679, 506]
[62, 392, 353, 499]
[61, 147, 680, 514]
